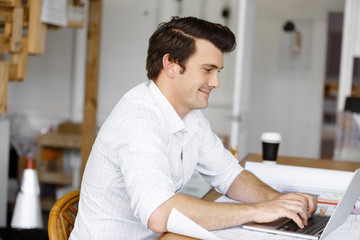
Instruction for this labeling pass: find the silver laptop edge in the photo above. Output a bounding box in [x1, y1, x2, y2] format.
[320, 168, 360, 239]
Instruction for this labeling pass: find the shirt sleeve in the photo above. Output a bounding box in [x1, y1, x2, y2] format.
[195, 115, 244, 195]
[109, 116, 176, 228]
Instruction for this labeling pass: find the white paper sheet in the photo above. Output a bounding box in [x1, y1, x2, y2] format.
[245, 162, 354, 193]
[167, 208, 223, 240]
[41, 0, 67, 26]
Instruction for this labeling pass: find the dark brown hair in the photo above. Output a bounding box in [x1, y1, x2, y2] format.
[146, 16, 236, 80]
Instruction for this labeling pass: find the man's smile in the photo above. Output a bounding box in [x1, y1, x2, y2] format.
[199, 88, 211, 96]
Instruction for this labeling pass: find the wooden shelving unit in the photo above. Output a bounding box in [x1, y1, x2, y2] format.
[0, 0, 46, 113]
[1, 0, 102, 210]
[36, 132, 81, 184]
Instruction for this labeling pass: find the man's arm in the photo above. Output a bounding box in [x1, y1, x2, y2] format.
[226, 170, 282, 202]
[148, 170, 317, 234]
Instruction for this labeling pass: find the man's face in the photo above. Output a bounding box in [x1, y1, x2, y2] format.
[171, 38, 224, 118]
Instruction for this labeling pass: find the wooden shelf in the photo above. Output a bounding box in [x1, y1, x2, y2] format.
[35, 129, 81, 210]
[36, 131, 81, 183]
[324, 82, 360, 99]
[38, 172, 72, 185]
[37, 132, 81, 149]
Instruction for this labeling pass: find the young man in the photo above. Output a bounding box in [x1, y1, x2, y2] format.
[70, 16, 317, 239]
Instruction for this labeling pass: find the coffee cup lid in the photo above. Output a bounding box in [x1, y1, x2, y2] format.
[261, 132, 281, 143]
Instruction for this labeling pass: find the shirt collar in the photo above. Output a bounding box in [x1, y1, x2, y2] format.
[148, 81, 200, 135]
[149, 81, 185, 134]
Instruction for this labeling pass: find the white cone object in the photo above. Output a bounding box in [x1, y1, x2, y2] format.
[11, 157, 43, 229]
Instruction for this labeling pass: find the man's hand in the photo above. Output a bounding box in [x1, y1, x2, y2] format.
[227, 171, 318, 229]
[250, 192, 317, 228]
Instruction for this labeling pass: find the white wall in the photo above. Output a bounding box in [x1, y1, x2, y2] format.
[6, 0, 345, 159]
[97, 0, 159, 122]
[247, 0, 344, 158]
[355, 1, 360, 57]
[0, 119, 10, 226]
[8, 27, 76, 133]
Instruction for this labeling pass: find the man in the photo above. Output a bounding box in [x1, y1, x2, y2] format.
[70, 16, 317, 239]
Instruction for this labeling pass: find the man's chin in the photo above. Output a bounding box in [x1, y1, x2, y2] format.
[195, 102, 209, 110]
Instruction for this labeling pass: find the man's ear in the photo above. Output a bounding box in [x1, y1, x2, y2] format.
[162, 54, 176, 78]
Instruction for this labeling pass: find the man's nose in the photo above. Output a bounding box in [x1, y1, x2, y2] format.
[209, 73, 220, 89]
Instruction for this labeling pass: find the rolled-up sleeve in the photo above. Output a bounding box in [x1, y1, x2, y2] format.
[196, 116, 243, 195]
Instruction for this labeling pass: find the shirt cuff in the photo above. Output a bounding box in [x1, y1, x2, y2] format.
[138, 190, 175, 228]
[215, 164, 243, 195]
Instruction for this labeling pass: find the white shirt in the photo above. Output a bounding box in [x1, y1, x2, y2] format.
[70, 81, 243, 239]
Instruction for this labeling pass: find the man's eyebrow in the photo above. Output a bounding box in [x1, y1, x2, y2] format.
[201, 64, 224, 69]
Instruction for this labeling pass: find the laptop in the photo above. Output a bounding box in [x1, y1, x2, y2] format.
[242, 168, 360, 239]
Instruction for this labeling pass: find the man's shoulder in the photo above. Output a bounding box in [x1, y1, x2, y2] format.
[116, 81, 158, 112]
[123, 81, 152, 100]
[103, 82, 164, 126]
[98, 91, 166, 142]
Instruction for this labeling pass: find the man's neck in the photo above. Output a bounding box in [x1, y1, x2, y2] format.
[152, 78, 189, 119]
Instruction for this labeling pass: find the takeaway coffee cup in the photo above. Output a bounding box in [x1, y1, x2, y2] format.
[261, 132, 281, 164]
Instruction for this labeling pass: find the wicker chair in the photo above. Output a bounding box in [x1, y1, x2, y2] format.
[48, 190, 80, 240]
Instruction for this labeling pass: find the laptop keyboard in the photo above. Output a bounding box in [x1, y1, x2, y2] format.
[276, 215, 330, 235]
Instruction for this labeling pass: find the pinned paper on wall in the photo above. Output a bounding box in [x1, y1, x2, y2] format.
[278, 19, 313, 77]
[67, 0, 86, 28]
[41, 0, 67, 27]
[41, 0, 86, 28]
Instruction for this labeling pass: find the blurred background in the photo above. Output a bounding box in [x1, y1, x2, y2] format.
[1, 0, 360, 234]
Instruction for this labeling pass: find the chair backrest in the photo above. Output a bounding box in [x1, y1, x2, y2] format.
[48, 190, 80, 240]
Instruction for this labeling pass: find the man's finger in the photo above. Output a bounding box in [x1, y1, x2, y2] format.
[282, 200, 309, 226]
